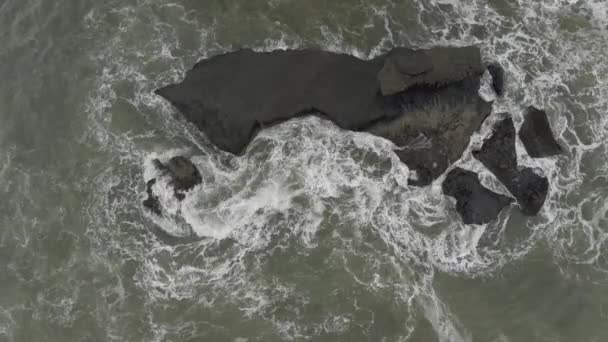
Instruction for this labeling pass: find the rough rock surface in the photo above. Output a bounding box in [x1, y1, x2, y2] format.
[519, 106, 562, 158]
[156, 47, 490, 186]
[442, 167, 514, 224]
[143, 156, 202, 214]
[473, 117, 549, 215]
[487, 63, 505, 96]
[367, 77, 491, 185]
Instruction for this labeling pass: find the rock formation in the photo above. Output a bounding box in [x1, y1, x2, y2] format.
[143, 156, 202, 214]
[155, 47, 490, 186]
[487, 63, 505, 96]
[473, 117, 549, 215]
[519, 106, 562, 158]
[442, 167, 514, 224]
[158, 156, 202, 199]
[151, 47, 560, 225]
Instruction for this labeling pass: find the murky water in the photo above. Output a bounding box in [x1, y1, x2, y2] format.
[1, 0, 607, 341]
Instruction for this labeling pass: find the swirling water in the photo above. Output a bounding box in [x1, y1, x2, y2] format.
[0, 0, 607, 341]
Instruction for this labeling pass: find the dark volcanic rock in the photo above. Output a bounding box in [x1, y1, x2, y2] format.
[442, 167, 514, 224]
[142, 156, 202, 213]
[487, 63, 505, 96]
[519, 106, 562, 158]
[156, 47, 490, 186]
[473, 117, 549, 215]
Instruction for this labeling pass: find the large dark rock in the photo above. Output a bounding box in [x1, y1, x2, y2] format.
[519, 106, 562, 158]
[142, 156, 202, 214]
[473, 117, 549, 215]
[442, 167, 514, 224]
[156, 47, 490, 186]
[487, 63, 505, 96]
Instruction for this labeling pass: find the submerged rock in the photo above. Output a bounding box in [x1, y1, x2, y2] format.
[473, 117, 549, 215]
[442, 168, 514, 224]
[156, 47, 490, 186]
[519, 106, 562, 158]
[487, 63, 505, 96]
[142, 156, 202, 214]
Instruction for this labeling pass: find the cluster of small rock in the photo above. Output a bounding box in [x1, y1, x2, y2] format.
[443, 106, 562, 224]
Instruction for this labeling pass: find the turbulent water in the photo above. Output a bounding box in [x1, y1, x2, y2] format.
[1, 0, 607, 341]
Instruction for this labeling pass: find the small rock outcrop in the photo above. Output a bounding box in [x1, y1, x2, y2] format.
[442, 167, 514, 224]
[473, 117, 549, 215]
[156, 47, 490, 186]
[143, 156, 202, 214]
[519, 106, 562, 158]
[158, 156, 203, 199]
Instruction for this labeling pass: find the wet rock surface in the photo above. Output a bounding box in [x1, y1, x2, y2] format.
[442, 167, 514, 224]
[156, 47, 489, 186]
[519, 106, 562, 158]
[473, 117, 549, 215]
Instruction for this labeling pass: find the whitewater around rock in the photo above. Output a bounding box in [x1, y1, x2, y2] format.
[149, 46, 562, 225]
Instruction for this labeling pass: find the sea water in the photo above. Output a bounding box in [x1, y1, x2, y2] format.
[0, 0, 607, 341]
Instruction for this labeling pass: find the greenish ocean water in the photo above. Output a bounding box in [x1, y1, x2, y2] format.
[0, 0, 607, 341]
